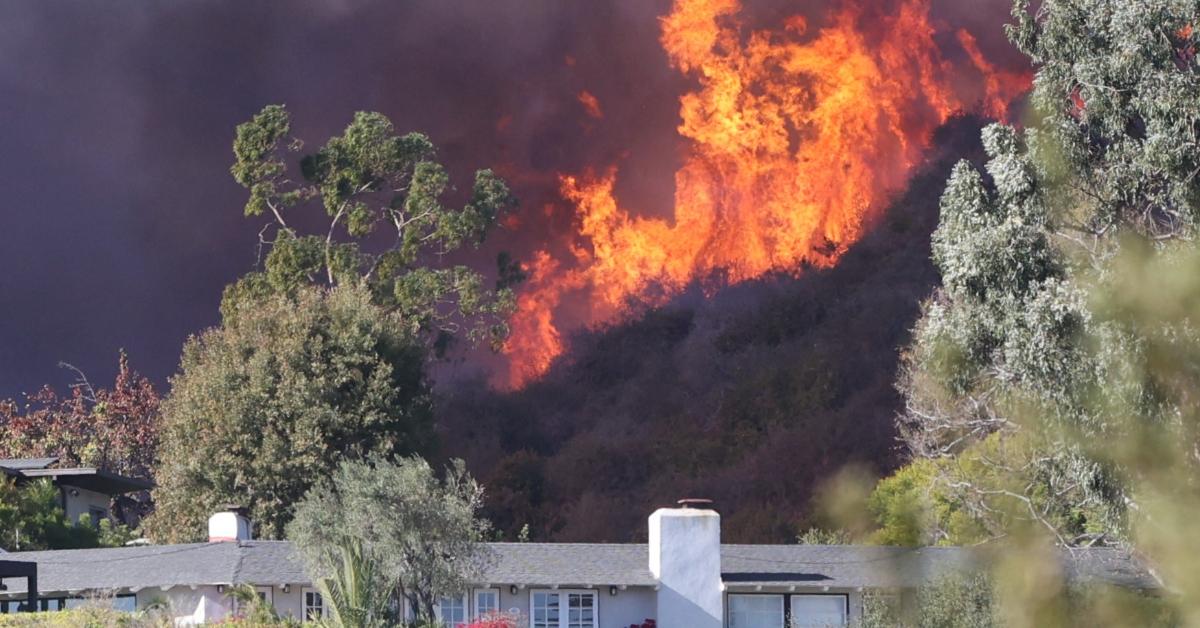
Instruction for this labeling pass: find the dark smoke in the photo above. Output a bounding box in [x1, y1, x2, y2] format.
[0, 0, 1020, 398]
[0, 0, 684, 397]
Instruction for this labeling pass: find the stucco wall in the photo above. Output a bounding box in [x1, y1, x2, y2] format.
[61, 485, 111, 524]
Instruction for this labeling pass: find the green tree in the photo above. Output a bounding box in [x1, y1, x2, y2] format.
[0, 478, 134, 551]
[0, 353, 161, 479]
[287, 456, 491, 625]
[312, 538, 393, 628]
[1007, 0, 1200, 237]
[145, 285, 432, 542]
[226, 105, 521, 352]
[861, 574, 1000, 628]
[895, 0, 1200, 546]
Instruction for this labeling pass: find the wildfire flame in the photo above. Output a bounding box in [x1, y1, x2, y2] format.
[503, 0, 1028, 388]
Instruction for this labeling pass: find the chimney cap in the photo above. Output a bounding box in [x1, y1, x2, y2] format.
[676, 498, 714, 509]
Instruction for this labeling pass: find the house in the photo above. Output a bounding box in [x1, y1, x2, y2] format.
[0, 503, 1153, 626]
[0, 457, 153, 528]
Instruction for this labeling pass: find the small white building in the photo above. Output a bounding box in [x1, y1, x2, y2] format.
[0, 503, 1153, 626]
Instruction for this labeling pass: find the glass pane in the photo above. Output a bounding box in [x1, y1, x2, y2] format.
[790, 595, 847, 627]
[533, 592, 559, 628]
[440, 596, 467, 623]
[477, 591, 498, 616]
[729, 594, 785, 628]
[305, 591, 324, 620]
[567, 593, 595, 627]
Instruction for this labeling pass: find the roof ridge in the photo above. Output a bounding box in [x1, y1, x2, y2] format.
[231, 540, 248, 583]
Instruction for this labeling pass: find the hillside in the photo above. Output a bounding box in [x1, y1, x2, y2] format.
[437, 117, 987, 543]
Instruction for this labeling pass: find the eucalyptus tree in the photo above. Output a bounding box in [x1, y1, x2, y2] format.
[891, 0, 1200, 546]
[227, 104, 521, 351]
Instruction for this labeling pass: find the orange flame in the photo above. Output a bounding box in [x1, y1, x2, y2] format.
[956, 29, 1032, 120]
[502, 0, 1028, 388]
[578, 90, 604, 119]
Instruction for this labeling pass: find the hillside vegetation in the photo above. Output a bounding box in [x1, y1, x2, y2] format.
[438, 119, 987, 543]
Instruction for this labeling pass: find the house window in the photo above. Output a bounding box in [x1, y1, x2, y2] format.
[531, 591, 597, 628]
[112, 595, 137, 613]
[303, 589, 325, 621]
[38, 598, 68, 612]
[789, 595, 847, 627]
[88, 506, 108, 527]
[438, 594, 468, 626]
[234, 586, 274, 616]
[728, 594, 784, 628]
[532, 591, 560, 628]
[567, 593, 595, 628]
[474, 588, 500, 618]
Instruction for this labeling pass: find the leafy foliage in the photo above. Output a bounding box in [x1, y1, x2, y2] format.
[0, 478, 135, 551]
[286, 456, 490, 625]
[0, 353, 160, 523]
[225, 584, 291, 625]
[311, 538, 393, 628]
[1008, 0, 1200, 237]
[895, 0, 1200, 546]
[861, 574, 999, 628]
[145, 285, 433, 542]
[0, 352, 161, 479]
[860, 571, 1175, 628]
[226, 105, 520, 351]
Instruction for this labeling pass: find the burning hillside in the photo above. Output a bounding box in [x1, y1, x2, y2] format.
[501, 0, 1028, 387]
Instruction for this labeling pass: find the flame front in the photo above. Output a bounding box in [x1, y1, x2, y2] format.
[503, 0, 1028, 388]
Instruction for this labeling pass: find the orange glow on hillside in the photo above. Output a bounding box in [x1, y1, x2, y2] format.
[502, 0, 1029, 388]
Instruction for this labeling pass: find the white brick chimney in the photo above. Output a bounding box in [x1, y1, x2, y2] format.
[649, 500, 723, 628]
[208, 505, 252, 542]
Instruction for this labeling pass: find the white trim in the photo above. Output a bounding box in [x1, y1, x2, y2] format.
[473, 587, 502, 619]
[528, 589, 598, 628]
[301, 587, 327, 622]
[436, 592, 470, 625]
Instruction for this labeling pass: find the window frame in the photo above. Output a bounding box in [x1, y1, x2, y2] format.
[528, 589, 598, 628]
[788, 593, 849, 627]
[727, 593, 785, 628]
[474, 587, 502, 619]
[302, 587, 326, 622]
[724, 592, 850, 628]
[437, 592, 470, 626]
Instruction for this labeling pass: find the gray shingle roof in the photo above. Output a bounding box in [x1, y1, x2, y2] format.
[0, 457, 60, 470]
[482, 543, 655, 587]
[719, 545, 1157, 590]
[0, 542, 1154, 596]
[1, 541, 303, 595]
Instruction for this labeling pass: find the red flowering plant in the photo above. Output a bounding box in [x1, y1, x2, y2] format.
[629, 620, 656, 628]
[458, 611, 523, 628]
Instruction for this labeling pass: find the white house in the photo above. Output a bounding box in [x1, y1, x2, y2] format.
[0, 503, 1153, 626]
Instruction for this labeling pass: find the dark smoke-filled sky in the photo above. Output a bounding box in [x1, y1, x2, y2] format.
[0, 0, 1019, 399]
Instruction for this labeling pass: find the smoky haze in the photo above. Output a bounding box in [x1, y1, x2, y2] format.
[0, 0, 1019, 398]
